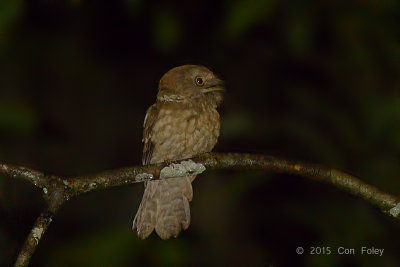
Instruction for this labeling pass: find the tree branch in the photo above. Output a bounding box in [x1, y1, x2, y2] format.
[1, 152, 399, 266]
[13, 209, 56, 267]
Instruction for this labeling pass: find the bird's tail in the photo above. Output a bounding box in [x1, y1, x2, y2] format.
[132, 176, 195, 239]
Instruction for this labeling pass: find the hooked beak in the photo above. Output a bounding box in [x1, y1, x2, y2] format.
[201, 78, 225, 94]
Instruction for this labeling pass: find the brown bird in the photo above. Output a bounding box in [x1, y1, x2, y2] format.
[132, 65, 225, 239]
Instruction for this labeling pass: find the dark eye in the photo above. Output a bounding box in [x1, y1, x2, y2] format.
[195, 77, 204, 86]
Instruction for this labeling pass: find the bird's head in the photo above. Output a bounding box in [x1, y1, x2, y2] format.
[157, 65, 225, 107]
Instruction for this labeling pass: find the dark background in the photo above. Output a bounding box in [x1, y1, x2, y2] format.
[1, 0, 399, 266]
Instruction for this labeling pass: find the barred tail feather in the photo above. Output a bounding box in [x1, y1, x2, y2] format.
[133, 176, 195, 239]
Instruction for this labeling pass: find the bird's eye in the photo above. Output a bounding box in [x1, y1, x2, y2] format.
[195, 77, 204, 86]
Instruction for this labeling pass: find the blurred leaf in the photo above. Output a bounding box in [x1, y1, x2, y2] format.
[224, 0, 276, 37]
[0, 100, 37, 134]
[0, 0, 22, 32]
[362, 93, 400, 140]
[286, 15, 312, 56]
[153, 8, 181, 53]
[125, 0, 142, 13]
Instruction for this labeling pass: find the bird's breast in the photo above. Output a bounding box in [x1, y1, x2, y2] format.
[150, 103, 220, 163]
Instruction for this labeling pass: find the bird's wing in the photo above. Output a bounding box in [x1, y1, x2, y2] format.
[142, 103, 159, 165]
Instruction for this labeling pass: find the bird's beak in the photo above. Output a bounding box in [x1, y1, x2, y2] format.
[201, 78, 225, 94]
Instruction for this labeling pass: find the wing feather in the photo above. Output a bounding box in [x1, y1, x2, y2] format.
[142, 104, 159, 165]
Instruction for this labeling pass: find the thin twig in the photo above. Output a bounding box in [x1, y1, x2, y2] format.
[1, 152, 399, 266]
[13, 209, 56, 267]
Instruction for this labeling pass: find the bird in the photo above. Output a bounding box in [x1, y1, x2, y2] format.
[132, 65, 225, 239]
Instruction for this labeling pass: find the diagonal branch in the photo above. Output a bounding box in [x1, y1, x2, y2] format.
[1, 152, 400, 266]
[14, 209, 56, 267]
[11, 176, 66, 267]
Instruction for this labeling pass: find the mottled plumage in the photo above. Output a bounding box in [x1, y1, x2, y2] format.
[132, 65, 224, 239]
